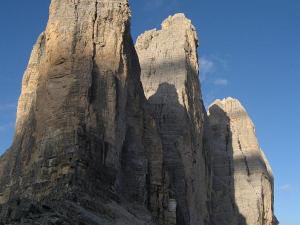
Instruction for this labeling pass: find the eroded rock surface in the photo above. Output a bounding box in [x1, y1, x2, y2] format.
[207, 98, 278, 225]
[0, 1, 279, 224]
[136, 14, 210, 225]
[0, 0, 163, 224]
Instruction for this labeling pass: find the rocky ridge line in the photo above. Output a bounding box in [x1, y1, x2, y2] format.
[136, 13, 210, 225]
[0, 1, 278, 225]
[207, 97, 278, 225]
[0, 0, 163, 224]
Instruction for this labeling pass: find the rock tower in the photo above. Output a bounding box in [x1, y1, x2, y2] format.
[207, 98, 278, 225]
[0, 1, 278, 225]
[136, 14, 210, 225]
[0, 0, 163, 224]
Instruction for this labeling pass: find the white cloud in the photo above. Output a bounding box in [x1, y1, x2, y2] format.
[199, 54, 231, 84]
[213, 78, 228, 86]
[199, 57, 216, 81]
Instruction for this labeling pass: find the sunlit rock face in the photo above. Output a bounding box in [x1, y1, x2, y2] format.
[207, 98, 278, 225]
[136, 14, 210, 225]
[0, 0, 164, 224]
[0, 1, 279, 224]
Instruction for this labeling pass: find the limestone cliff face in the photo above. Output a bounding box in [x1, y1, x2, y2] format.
[136, 14, 210, 225]
[0, 1, 279, 224]
[207, 98, 278, 225]
[0, 0, 164, 224]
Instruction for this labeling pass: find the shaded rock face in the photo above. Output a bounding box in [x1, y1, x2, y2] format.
[207, 98, 278, 225]
[136, 14, 210, 225]
[0, 1, 278, 224]
[0, 0, 164, 224]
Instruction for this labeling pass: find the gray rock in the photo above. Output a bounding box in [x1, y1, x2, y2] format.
[207, 98, 278, 225]
[136, 14, 210, 225]
[0, 1, 279, 224]
[0, 0, 163, 224]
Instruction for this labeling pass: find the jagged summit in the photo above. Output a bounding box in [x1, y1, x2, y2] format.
[0, 0, 163, 224]
[136, 13, 201, 102]
[161, 13, 196, 30]
[210, 96, 244, 107]
[136, 13, 209, 225]
[207, 97, 278, 225]
[211, 96, 240, 103]
[209, 96, 275, 177]
[208, 97, 248, 117]
[0, 2, 278, 224]
[136, 13, 198, 55]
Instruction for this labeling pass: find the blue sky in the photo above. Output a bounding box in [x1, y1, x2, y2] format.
[0, 1, 299, 224]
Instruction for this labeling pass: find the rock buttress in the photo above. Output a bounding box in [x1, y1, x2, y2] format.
[0, 0, 164, 224]
[136, 14, 210, 225]
[207, 98, 278, 225]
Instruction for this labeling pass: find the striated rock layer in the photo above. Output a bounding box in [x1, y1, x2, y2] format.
[0, 0, 164, 224]
[0, 1, 279, 224]
[207, 98, 278, 225]
[136, 14, 210, 225]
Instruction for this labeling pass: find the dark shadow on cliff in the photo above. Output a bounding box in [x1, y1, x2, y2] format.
[207, 104, 247, 225]
[147, 82, 196, 225]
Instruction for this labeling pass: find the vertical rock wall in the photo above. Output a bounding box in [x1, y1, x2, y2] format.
[0, 0, 164, 224]
[0, 1, 279, 224]
[136, 14, 210, 225]
[207, 98, 278, 225]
